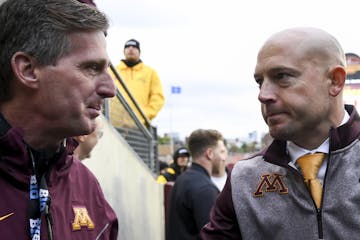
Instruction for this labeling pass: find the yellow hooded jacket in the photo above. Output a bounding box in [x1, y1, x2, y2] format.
[110, 61, 165, 126]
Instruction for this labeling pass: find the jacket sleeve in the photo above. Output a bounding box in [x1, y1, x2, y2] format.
[145, 69, 165, 120]
[104, 216, 118, 240]
[95, 180, 119, 240]
[199, 173, 242, 239]
[192, 185, 219, 231]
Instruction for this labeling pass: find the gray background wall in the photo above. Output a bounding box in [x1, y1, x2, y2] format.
[83, 117, 165, 240]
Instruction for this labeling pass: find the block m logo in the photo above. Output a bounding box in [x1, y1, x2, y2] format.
[253, 173, 288, 197]
[72, 206, 95, 231]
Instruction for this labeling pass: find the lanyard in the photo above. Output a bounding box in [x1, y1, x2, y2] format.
[28, 148, 52, 240]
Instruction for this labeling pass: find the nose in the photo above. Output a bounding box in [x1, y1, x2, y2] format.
[258, 79, 276, 104]
[97, 71, 116, 98]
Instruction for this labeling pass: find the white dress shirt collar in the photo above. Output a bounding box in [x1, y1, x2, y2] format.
[287, 109, 350, 164]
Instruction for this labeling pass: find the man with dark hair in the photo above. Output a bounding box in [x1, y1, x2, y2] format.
[166, 129, 228, 240]
[0, 0, 118, 239]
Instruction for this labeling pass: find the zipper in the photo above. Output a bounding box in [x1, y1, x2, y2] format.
[317, 150, 331, 240]
[289, 164, 324, 239]
[45, 197, 54, 240]
[95, 223, 109, 240]
[316, 208, 323, 239]
[309, 149, 331, 240]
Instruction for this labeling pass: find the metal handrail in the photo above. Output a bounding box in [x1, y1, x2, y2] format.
[109, 63, 152, 128]
[104, 62, 159, 174]
[113, 87, 153, 140]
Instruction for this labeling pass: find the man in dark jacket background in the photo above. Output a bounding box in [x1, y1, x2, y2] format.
[166, 129, 228, 240]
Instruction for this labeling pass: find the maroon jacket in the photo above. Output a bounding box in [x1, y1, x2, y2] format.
[78, 0, 96, 6]
[0, 124, 118, 239]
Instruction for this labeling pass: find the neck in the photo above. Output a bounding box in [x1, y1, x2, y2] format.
[293, 106, 346, 149]
[193, 158, 212, 176]
[74, 146, 88, 161]
[1, 105, 64, 152]
[122, 59, 141, 67]
[212, 166, 226, 177]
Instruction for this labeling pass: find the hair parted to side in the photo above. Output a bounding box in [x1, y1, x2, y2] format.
[188, 129, 224, 159]
[0, 0, 109, 102]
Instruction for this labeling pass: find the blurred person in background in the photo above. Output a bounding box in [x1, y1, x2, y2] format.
[210, 157, 228, 192]
[110, 39, 165, 125]
[74, 117, 103, 161]
[167, 129, 227, 240]
[157, 147, 190, 183]
[210, 140, 229, 192]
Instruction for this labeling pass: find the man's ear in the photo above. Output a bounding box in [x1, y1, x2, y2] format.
[205, 147, 214, 160]
[329, 65, 346, 97]
[11, 52, 40, 89]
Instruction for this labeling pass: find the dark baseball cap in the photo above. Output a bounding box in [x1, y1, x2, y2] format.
[173, 147, 190, 160]
[124, 39, 140, 51]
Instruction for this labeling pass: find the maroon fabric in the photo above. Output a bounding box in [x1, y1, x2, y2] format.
[77, 0, 96, 6]
[164, 182, 174, 226]
[0, 127, 118, 239]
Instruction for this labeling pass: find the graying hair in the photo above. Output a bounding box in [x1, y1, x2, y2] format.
[0, 0, 109, 102]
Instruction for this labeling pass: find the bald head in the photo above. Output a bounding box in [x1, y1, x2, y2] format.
[255, 27, 347, 148]
[260, 27, 345, 68]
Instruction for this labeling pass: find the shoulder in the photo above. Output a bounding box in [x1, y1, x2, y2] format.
[157, 167, 176, 183]
[231, 153, 273, 181]
[70, 158, 98, 180]
[116, 61, 125, 67]
[189, 173, 219, 201]
[68, 160, 116, 211]
[68, 160, 118, 237]
[232, 154, 264, 171]
[139, 62, 158, 74]
[171, 169, 194, 189]
[68, 159, 104, 195]
[116, 61, 128, 70]
[140, 62, 153, 69]
[181, 168, 215, 191]
[230, 151, 289, 198]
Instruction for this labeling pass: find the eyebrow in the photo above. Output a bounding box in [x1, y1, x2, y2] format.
[254, 66, 297, 76]
[80, 59, 109, 67]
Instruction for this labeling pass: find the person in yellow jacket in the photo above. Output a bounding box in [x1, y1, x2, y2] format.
[110, 39, 165, 127]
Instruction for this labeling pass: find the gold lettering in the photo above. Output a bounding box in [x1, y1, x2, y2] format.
[72, 207, 95, 231]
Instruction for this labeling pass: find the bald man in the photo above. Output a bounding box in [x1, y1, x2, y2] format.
[200, 27, 360, 239]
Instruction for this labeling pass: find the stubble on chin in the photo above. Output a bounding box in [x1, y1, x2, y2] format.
[268, 124, 293, 141]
